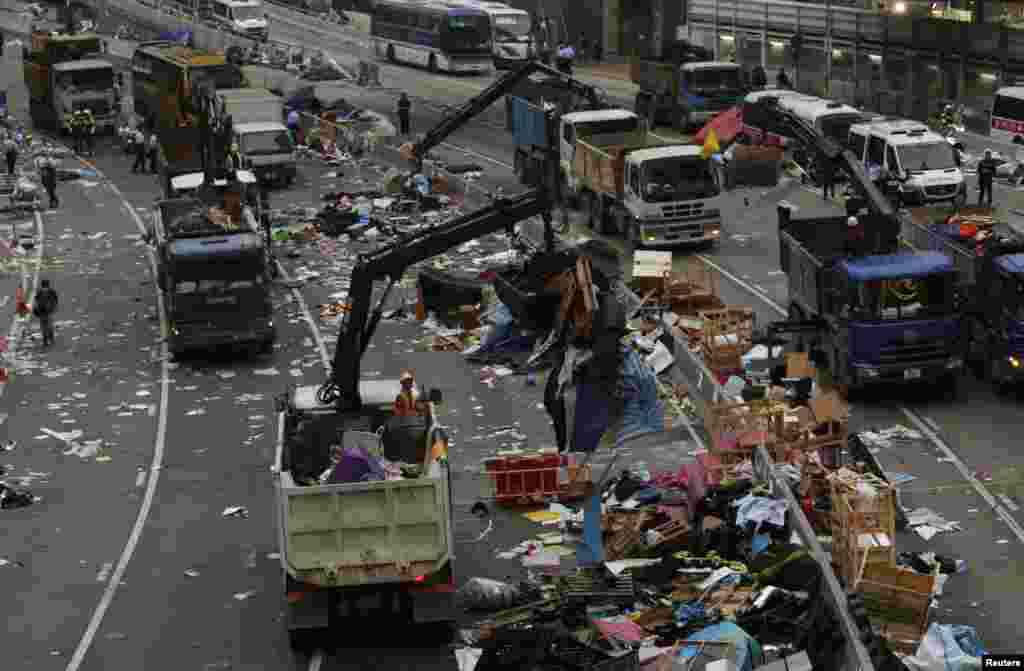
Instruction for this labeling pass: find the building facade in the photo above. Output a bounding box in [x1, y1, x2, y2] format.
[681, 0, 1024, 131]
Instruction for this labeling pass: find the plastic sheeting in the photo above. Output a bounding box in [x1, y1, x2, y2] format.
[903, 624, 986, 671]
[694, 106, 743, 146]
[479, 302, 516, 352]
[677, 622, 762, 671]
[617, 347, 664, 447]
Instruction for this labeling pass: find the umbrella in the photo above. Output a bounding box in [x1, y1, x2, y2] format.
[694, 106, 743, 146]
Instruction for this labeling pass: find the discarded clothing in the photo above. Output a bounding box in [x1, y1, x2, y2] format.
[322, 446, 385, 484]
[733, 494, 788, 532]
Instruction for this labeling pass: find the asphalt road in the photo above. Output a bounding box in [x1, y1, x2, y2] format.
[4, 4, 1024, 664]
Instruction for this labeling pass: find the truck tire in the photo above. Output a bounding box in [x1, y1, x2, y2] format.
[428, 54, 438, 73]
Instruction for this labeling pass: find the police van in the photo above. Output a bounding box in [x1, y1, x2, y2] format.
[990, 86, 1024, 145]
[847, 118, 966, 206]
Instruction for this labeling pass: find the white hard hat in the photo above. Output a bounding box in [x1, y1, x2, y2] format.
[847, 216, 858, 227]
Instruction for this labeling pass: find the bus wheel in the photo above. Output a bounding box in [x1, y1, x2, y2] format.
[428, 54, 438, 73]
[387, 44, 396, 62]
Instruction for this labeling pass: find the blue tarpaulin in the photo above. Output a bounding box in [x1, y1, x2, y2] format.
[841, 251, 953, 281]
[678, 622, 762, 671]
[617, 347, 664, 446]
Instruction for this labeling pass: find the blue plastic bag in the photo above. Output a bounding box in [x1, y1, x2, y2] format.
[907, 623, 985, 671]
[617, 347, 664, 446]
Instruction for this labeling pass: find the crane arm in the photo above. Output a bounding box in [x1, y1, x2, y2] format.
[757, 99, 895, 219]
[400, 59, 605, 165]
[318, 188, 555, 409]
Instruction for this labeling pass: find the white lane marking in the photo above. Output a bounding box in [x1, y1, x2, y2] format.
[65, 167, 172, 671]
[134, 468, 147, 489]
[0, 210, 44, 399]
[696, 253, 788, 315]
[901, 408, 1024, 544]
[276, 260, 331, 373]
[308, 648, 324, 671]
[439, 142, 515, 169]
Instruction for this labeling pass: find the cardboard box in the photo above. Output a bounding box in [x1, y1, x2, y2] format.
[785, 352, 815, 379]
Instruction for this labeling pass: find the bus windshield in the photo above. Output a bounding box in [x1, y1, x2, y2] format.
[852, 274, 953, 320]
[230, 5, 263, 21]
[175, 276, 264, 294]
[492, 14, 531, 41]
[441, 14, 491, 52]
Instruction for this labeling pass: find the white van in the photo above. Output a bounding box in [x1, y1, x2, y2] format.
[204, 0, 269, 41]
[990, 86, 1024, 145]
[847, 119, 966, 206]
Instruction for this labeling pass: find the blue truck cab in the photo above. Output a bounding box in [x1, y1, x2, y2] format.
[778, 207, 963, 394]
[839, 253, 961, 385]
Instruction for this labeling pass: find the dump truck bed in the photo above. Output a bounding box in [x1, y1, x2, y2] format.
[274, 384, 453, 590]
[573, 132, 672, 195]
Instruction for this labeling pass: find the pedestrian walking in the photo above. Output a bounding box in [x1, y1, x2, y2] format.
[72, 110, 86, 154]
[35, 149, 58, 209]
[15, 282, 30, 319]
[83, 108, 96, 157]
[977, 149, 998, 207]
[131, 127, 146, 173]
[397, 92, 411, 136]
[286, 107, 301, 145]
[776, 69, 792, 89]
[32, 279, 58, 347]
[820, 154, 836, 200]
[147, 131, 159, 174]
[4, 133, 18, 175]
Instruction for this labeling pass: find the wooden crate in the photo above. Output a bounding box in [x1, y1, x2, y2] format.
[704, 399, 786, 454]
[696, 448, 754, 486]
[699, 308, 755, 374]
[829, 472, 897, 586]
[856, 564, 936, 655]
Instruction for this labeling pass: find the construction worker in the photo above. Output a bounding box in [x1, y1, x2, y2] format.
[131, 126, 147, 173]
[83, 108, 96, 157]
[393, 369, 429, 417]
[4, 132, 18, 175]
[226, 142, 243, 172]
[397, 92, 411, 136]
[35, 149, 58, 209]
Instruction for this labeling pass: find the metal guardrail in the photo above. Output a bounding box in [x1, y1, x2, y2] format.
[664, 325, 874, 671]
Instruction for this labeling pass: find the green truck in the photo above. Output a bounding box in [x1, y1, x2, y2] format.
[632, 42, 746, 131]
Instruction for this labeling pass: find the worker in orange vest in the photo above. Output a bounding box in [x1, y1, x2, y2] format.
[15, 282, 29, 318]
[393, 369, 429, 417]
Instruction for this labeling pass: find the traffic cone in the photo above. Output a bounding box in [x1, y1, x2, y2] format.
[0, 368, 8, 384]
[415, 286, 426, 321]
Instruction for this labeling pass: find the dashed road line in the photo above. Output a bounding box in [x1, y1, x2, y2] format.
[64, 162, 172, 671]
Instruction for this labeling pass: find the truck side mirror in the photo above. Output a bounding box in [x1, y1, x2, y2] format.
[428, 388, 443, 404]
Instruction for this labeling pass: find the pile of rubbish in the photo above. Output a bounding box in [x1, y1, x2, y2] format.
[455, 461, 889, 671]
